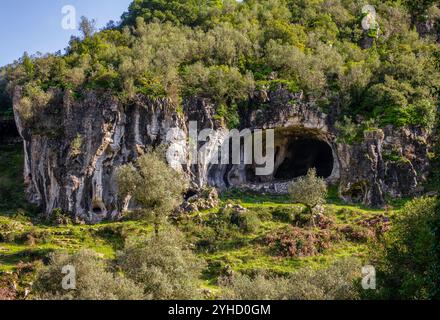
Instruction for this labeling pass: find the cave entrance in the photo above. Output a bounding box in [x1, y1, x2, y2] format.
[211, 127, 337, 189]
[273, 138, 334, 180]
[240, 129, 335, 184]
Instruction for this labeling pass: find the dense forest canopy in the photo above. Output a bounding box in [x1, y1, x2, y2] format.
[1, 0, 440, 131]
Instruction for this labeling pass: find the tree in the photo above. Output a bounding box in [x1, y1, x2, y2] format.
[288, 168, 328, 226]
[220, 258, 361, 300]
[33, 250, 144, 300]
[375, 197, 440, 299]
[117, 227, 205, 300]
[79, 16, 97, 39]
[116, 150, 188, 235]
[22, 52, 35, 78]
[120, 0, 222, 27]
[405, 0, 437, 21]
[0, 68, 12, 115]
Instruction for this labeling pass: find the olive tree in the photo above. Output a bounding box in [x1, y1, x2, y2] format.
[79, 16, 96, 39]
[33, 250, 144, 300]
[116, 150, 188, 235]
[220, 258, 361, 300]
[288, 168, 328, 226]
[117, 227, 205, 300]
[375, 197, 440, 299]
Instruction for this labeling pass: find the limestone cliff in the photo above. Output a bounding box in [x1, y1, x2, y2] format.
[13, 87, 431, 222]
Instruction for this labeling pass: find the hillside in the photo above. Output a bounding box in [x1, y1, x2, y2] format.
[1, 0, 440, 301]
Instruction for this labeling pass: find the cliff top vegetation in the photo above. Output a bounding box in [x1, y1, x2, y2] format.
[1, 0, 440, 130]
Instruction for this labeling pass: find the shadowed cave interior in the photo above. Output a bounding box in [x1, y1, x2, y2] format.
[273, 138, 334, 180]
[221, 128, 335, 186]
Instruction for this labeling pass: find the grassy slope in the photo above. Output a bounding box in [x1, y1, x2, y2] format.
[0, 143, 405, 292]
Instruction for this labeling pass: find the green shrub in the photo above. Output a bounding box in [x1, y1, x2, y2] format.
[117, 227, 205, 300]
[70, 134, 83, 157]
[22, 229, 53, 246]
[16, 87, 50, 125]
[271, 207, 294, 223]
[117, 150, 188, 234]
[288, 169, 328, 226]
[49, 208, 73, 226]
[220, 273, 290, 300]
[250, 207, 273, 222]
[33, 249, 144, 300]
[206, 212, 237, 240]
[0, 217, 26, 243]
[335, 116, 361, 144]
[256, 79, 299, 93]
[208, 205, 262, 235]
[375, 197, 440, 299]
[220, 258, 362, 300]
[120, 0, 221, 27]
[230, 210, 261, 234]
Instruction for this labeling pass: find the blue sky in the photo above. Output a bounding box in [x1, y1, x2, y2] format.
[0, 0, 132, 67]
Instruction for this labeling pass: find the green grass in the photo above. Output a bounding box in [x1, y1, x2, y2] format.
[177, 190, 390, 292]
[0, 218, 154, 272]
[195, 190, 388, 283]
[1, 195, 387, 280]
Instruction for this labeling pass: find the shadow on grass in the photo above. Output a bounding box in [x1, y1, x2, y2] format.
[0, 143, 41, 220]
[0, 247, 55, 270]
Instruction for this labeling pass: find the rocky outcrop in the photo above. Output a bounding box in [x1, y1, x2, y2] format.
[339, 126, 430, 205]
[416, 19, 439, 41]
[14, 89, 186, 222]
[178, 187, 220, 214]
[13, 87, 432, 222]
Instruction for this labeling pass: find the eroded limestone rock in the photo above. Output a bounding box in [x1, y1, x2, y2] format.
[13, 87, 431, 222]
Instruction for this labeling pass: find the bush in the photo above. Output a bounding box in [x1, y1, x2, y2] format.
[121, 0, 220, 27]
[230, 210, 261, 234]
[22, 229, 53, 246]
[271, 207, 294, 223]
[288, 169, 328, 226]
[205, 212, 236, 240]
[207, 204, 262, 235]
[16, 83, 54, 125]
[263, 226, 332, 258]
[0, 276, 16, 300]
[33, 249, 144, 300]
[117, 227, 205, 300]
[339, 225, 375, 243]
[375, 197, 440, 299]
[220, 273, 290, 300]
[0, 217, 26, 243]
[117, 150, 188, 234]
[220, 258, 362, 300]
[49, 208, 73, 226]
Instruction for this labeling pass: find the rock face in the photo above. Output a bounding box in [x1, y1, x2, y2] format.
[14, 89, 185, 222]
[13, 87, 431, 222]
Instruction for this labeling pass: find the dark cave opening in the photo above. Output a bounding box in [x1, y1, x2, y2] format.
[185, 189, 198, 200]
[210, 129, 336, 188]
[92, 206, 103, 215]
[273, 138, 334, 180]
[241, 134, 335, 184]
